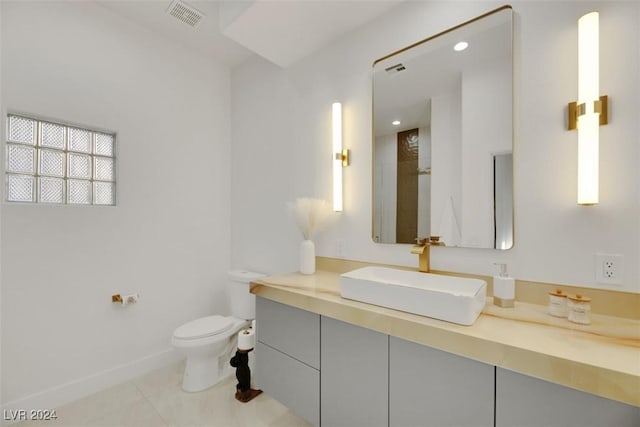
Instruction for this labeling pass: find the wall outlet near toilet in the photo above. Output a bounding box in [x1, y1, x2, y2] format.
[595, 253, 623, 286]
[112, 293, 140, 305]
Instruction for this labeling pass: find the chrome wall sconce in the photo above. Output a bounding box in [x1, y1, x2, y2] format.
[567, 11, 608, 206]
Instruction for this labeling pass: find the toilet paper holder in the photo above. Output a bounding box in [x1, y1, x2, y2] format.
[111, 293, 139, 305]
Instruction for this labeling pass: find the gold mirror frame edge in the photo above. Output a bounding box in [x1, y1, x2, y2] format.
[370, 4, 514, 247]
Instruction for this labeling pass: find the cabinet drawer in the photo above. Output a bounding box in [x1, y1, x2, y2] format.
[321, 316, 388, 427]
[496, 368, 640, 427]
[389, 336, 494, 427]
[256, 341, 319, 427]
[256, 297, 320, 369]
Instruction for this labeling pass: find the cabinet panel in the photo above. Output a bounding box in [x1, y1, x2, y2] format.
[256, 341, 320, 426]
[389, 336, 494, 427]
[496, 368, 640, 427]
[256, 297, 320, 369]
[321, 316, 388, 427]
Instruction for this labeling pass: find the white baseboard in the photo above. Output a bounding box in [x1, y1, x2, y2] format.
[2, 348, 182, 425]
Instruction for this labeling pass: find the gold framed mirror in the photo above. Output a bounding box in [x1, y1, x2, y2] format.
[372, 5, 513, 249]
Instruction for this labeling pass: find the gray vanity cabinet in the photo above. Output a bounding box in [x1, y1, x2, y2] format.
[495, 368, 640, 427]
[256, 296, 639, 427]
[320, 316, 389, 427]
[255, 297, 320, 426]
[389, 336, 495, 427]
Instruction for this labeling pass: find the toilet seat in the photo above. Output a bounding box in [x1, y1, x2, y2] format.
[173, 315, 234, 340]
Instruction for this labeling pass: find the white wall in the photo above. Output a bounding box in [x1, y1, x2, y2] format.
[373, 133, 397, 243]
[231, 1, 640, 293]
[0, 2, 3, 418]
[1, 1, 231, 408]
[417, 126, 431, 239]
[461, 57, 511, 248]
[431, 87, 463, 247]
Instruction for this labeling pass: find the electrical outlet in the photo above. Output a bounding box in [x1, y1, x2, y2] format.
[596, 253, 623, 285]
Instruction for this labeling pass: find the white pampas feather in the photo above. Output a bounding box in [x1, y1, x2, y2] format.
[288, 198, 332, 240]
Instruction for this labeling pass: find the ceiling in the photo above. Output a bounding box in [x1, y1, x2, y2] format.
[373, 9, 512, 136]
[96, 0, 404, 68]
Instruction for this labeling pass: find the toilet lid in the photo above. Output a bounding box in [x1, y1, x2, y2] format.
[174, 315, 234, 340]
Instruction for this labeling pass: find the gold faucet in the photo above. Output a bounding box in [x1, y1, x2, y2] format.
[411, 236, 445, 273]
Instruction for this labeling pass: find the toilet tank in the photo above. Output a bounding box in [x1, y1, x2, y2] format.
[228, 270, 266, 320]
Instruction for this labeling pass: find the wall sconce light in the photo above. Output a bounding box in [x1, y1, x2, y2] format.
[332, 102, 349, 212]
[568, 11, 608, 206]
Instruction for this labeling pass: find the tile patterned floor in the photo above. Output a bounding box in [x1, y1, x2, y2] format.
[16, 362, 313, 427]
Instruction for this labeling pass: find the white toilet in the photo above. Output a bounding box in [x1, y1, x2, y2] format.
[172, 270, 265, 392]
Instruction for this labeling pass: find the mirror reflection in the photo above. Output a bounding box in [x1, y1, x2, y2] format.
[372, 6, 513, 249]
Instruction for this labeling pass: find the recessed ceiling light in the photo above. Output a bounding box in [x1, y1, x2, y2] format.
[454, 41, 469, 52]
[392, 120, 401, 126]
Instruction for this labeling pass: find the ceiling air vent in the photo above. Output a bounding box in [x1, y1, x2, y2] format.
[385, 63, 406, 74]
[166, 0, 205, 28]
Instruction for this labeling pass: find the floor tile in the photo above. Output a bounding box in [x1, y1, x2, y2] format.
[144, 376, 242, 427]
[14, 382, 145, 427]
[15, 362, 313, 427]
[133, 361, 185, 401]
[83, 398, 167, 427]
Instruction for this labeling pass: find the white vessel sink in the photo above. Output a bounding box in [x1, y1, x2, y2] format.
[340, 266, 487, 326]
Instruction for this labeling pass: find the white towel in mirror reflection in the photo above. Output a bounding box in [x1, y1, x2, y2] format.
[438, 196, 461, 247]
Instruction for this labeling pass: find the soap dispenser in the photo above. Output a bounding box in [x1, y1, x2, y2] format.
[493, 263, 515, 308]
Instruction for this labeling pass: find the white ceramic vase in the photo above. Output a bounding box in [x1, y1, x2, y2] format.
[299, 239, 315, 275]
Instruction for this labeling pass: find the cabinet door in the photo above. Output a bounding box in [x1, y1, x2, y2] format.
[321, 316, 389, 427]
[256, 342, 320, 426]
[256, 296, 320, 369]
[389, 336, 494, 427]
[496, 368, 640, 427]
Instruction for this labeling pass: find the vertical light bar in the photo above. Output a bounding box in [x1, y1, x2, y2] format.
[577, 12, 599, 205]
[332, 102, 343, 211]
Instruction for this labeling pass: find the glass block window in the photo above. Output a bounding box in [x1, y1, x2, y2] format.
[5, 114, 116, 205]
